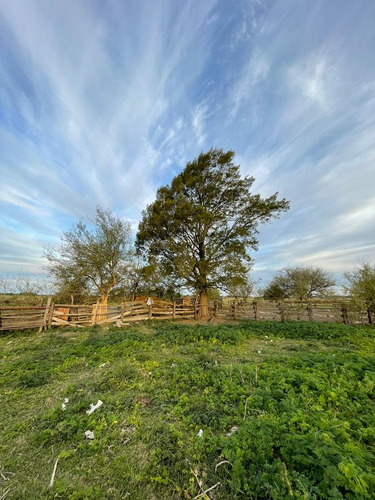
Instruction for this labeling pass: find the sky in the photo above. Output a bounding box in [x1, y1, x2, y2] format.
[1, 0, 375, 290]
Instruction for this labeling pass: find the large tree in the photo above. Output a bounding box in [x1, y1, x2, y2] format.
[136, 149, 289, 318]
[45, 207, 133, 304]
[263, 266, 336, 300]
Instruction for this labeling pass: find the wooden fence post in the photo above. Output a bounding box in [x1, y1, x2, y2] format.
[148, 302, 152, 319]
[278, 302, 285, 322]
[253, 300, 258, 320]
[120, 303, 125, 323]
[233, 300, 237, 319]
[39, 297, 51, 333]
[194, 298, 198, 320]
[91, 302, 99, 325]
[172, 301, 176, 319]
[341, 306, 349, 325]
[367, 308, 373, 325]
[307, 302, 313, 322]
[47, 302, 54, 329]
[214, 300, 218, 318]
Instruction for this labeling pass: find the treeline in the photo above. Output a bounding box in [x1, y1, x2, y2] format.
[1, 149, 374, 319]
[259, 263, 375, 320]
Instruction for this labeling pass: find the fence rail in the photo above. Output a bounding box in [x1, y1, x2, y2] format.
[0, 298, 373, 332]
[213, 299, 374, 325]
[0, 298, 196, 331]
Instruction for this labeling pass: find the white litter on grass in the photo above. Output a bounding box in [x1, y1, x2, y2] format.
[214, 360, 218, 366]
[226, 426, 238, 437]
[49, 458, 59, 488]
[86, 400, 103, 416]
[171, 363, 177, 368]
[257, 350, 262, 354]
[99, 363, 106, 368]
[197, 429, 203, 438]
[265, 336, 269, 339]
[269, 340, 274, 343]
[85, 430, 95, 440]
[61, 398, 69, 411]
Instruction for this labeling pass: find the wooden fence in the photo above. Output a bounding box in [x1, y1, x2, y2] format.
[212, 299, 374, 325]
[0, 298, 195, 331]
[0, 298, 373, 332]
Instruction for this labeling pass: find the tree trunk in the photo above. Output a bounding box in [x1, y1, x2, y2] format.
[199, 291, 209, 319]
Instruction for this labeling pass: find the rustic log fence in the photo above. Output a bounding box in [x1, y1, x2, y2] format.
[0, 298, 196, 331]
[212, 299, 374, 325]
[0, 298, 373, 332]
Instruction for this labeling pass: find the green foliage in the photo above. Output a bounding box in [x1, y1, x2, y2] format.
[344, 261, 375, 312]
[263, 266, 336, 300]
[136, 149, 289, 300]
[262, 280, 288, 300]
[1, 321, 374, 499]
[227, 273, 254, 299]
[18, 369, 50, 388]
[45, 207, 133, 303]
[128, 258, 182, 299]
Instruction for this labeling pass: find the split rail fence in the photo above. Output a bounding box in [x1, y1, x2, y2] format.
[0, 298, 373, 332]
[0, 298, 195, 332]
[213, 299, 374, 325]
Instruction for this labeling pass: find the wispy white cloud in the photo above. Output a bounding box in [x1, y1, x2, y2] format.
[1, 0, 375, 283]
[192, 100, 211, 146]
[228, 51, 270, 122]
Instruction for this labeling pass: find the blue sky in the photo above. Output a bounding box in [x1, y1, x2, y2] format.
[1, 0, 375, 289]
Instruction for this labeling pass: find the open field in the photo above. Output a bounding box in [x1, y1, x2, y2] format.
[0, 294, 46, 307]
[1, 321, 375, 499]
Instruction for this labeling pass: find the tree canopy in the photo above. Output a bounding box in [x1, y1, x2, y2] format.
[263, 266, 336, 300]
[344, 261, 375, 320]
[136, 148, 289, 317]
[45, 207, 133, 304]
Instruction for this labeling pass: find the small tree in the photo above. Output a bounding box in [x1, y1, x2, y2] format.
[126, 259, 181, 300]
[136, 149, 289, 318]
[263, 266, 335, 300]
[262, 281, 287, 300]
[45, 208, 133, 304]
[344, 261, 375, 323]
[228, 274, 254, 300]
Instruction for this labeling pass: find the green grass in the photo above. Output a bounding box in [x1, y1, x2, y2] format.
[0, 293, 46, 307]
[0, 321, 374, 499]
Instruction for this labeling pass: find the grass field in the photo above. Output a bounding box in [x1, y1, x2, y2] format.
[1, 321, 375, 499]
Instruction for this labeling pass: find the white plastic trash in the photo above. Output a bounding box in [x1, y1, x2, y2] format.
[86, 400, 103, 416]
[85, 430, 95, 440]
